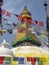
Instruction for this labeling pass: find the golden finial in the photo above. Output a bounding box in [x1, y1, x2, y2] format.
[21, 6, 32, 18]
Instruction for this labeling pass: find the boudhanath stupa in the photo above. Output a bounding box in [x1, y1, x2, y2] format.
[11, 6, 49, 65]
[0, 6, 49, 65]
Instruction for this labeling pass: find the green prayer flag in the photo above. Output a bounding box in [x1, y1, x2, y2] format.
[5, 57, 11, 64]
[36, 58, 43, 65]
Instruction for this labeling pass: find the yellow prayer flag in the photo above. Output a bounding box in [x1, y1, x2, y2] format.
[41, 35, 46, 38]
[43, 58, 49, 65]
[12, 61, 18, 65]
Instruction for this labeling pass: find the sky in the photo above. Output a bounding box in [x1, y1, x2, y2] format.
[0, 0, 49, 48]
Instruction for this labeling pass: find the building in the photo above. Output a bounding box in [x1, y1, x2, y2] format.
[0, 40, 13, 65]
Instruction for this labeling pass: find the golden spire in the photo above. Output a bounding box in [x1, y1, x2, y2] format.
[21, 6, 32, 18]
[12, 6, 41, 47]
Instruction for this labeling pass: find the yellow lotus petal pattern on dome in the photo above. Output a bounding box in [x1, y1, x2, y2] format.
[39, 47, 49, 57]
[14, 46, 41, 57]
[12, 46, 49, 57]
[14, 53, 41, 57]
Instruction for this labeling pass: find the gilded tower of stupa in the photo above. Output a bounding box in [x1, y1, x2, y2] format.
[12, 6, 41, 47]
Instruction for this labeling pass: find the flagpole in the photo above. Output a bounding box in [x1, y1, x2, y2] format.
[0, 0, 3, 32]
[43, 0, 49, 43]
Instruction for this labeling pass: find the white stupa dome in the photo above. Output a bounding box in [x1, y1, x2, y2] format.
[0, 39, 13, 56]
[11, 46, 49, 57]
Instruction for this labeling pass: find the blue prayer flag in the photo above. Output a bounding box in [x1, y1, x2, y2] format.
[13, 57, 19, 61]
[18, 57, 24, 64]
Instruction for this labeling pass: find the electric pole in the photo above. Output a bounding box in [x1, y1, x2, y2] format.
[43, 0, 49, 43]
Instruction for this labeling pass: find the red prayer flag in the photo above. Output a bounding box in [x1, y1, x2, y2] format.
[13, 13, 22, 21]
[31, 58, 36, 62]
[34, 20, 44, 27]
[6, 11, 11, 17]
[0, 10, 11, 17]
[31, 62, 36, 65]
[39, 21, 44, 27]
[1, 10, 6, 15]
[0, 56, 5, 64]
[31, 58, 36, 65]
[27, 57, 36, 65]
[27, 57, 31, 61]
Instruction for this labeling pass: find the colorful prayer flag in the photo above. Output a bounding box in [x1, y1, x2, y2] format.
[0, 56, 5, 64]
[13, 57, 19, 61]
[36, 58, 43, 65]
[18, 57, 24, 64]
[34, 20, 44, 27]
[5, 57, 11, 64]
[13, 14, 22, 21]
[36, 31, 41, 36]
[27, 57, 36, 65]
[39, 22, 44, 27]
[40, 30, 46, 38]
[0, 9, 11, 17]
[12, 61, 18, 65]
[27, 57, 31, 61]
[1, 10, 6, 15]
[6, 11, 11, 17]
[7, 29, 12, 34]
[12, 57, 49, 65]
[13, 23, 16, 26]
[34, 20, 38, 24]
[41, 35, 46, 38]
